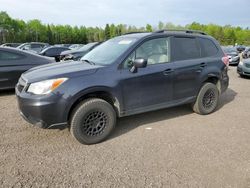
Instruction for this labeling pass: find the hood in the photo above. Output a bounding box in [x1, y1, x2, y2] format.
[22, 61, 103, 83]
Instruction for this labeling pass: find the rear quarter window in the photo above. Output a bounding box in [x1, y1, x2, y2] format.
[0, 50, 25, 60]
[171, 37, 201, 61]
[199, 38, 219, 57]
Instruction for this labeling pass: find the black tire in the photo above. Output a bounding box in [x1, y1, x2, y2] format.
[192, 83, 219, 115]
[70, 98, 116, 145]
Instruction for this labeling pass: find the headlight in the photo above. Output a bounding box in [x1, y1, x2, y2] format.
[27, 78, 68, 95]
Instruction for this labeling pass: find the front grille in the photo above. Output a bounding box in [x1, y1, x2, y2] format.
[245, 63, 250, 68]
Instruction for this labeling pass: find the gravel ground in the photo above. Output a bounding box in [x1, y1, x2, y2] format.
[0, 66, 250, 188]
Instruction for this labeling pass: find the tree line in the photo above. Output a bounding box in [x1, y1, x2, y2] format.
[0, 11, 249, 45]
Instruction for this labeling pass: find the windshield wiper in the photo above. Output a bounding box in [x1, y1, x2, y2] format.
[81, 59, 95, 65]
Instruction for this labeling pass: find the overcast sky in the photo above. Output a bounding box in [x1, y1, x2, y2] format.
[1, 0, 249, 28]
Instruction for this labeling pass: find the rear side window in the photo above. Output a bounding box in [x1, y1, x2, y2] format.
[0, 51, 24, 60]
[199, 38, 218, 57]
[172, 37, 200, 61]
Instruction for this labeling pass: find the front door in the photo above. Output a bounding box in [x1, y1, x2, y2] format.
[120, 37, 174, 113]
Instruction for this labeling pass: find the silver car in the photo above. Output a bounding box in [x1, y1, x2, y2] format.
[237, 58, 250, 77]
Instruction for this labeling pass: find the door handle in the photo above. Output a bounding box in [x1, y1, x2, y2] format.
[163, 69, 174, 75]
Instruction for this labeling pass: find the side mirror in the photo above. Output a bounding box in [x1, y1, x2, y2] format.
[130, 58, 147, 73]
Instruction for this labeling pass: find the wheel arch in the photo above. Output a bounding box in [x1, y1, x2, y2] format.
[202, 73, 221, 94]
[66, 87, 121, 123]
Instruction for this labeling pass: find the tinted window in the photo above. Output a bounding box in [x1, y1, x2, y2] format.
[172, 37, 200, 61]
[0, 51, 24, 60]
[56, 48, 67, 54]
[199, 38, 218, 57]
[45, 48, 57, 55]
[124, 37, 170, 68]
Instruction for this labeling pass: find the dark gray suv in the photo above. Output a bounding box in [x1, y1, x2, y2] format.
[16, 30, 229, 144]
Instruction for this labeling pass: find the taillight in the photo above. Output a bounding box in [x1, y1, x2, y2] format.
[222, 53, 229, 67]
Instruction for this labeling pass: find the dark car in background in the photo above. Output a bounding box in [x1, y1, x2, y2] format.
[60, 42, 101, 61]
[0, 47, 54, 90]
[1, 43, 22, 48]
[222, 46, 240, 65]
[16, 30, 229, 145]
[68, 44, 84, 50]
[236, 45, 246, 53]
[17, 42, 49, 53]
[39, 46, 70, 62]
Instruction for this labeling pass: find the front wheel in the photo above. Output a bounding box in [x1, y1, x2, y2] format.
[70, 98, 116, 145]
[192, 83, 219, 115]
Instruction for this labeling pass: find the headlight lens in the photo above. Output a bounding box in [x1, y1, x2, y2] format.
[239, 61, 244, 66]
[27, 78, 68, 95]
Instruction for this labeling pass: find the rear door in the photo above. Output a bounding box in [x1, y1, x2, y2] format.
[171, 36, 204, 100]
[0, 50, 29, 89]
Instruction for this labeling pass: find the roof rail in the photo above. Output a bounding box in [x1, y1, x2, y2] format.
[154, 29, 207, 35]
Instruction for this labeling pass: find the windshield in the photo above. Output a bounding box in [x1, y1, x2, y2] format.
[223, 47, 236, 53]
[81, 37, 138, 65]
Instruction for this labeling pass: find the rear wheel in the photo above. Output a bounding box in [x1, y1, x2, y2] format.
[192, 83, 219, 115]
[70, 98, 116, 145]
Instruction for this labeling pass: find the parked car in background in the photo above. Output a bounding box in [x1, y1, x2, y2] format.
[39, 46, 70, 62]
[54, 44, 72, 48]
[237, 58, 250, 77]
[16, 30, 229, 144]
[0, 47, 54, 90]
[60, 42, 101, 61]
[69, 44, 84, 50]
[222, 46, 240, 65]
[236, 45, 246, 53]
[1, 43, 22, 48]
[17, 42, 49, 53]
[242, 47, 250, 59]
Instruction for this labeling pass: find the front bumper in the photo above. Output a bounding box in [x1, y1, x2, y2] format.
[16, 86, 68, 129]
[237, 64, 250, 76]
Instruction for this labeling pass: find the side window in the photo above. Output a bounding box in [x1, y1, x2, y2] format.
[172, 37, 200, 61]
[22, 44, 31, 50]
[124, 37, 170, 68]
[56, 48, 66, 54]
[199, 38, 218, 57]
[0, 51, 24, 60]
[45, 48, 56, 56]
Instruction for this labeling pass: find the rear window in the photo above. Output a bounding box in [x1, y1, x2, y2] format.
[172, 37, 200, 61]
[199, 38, 218, 57]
